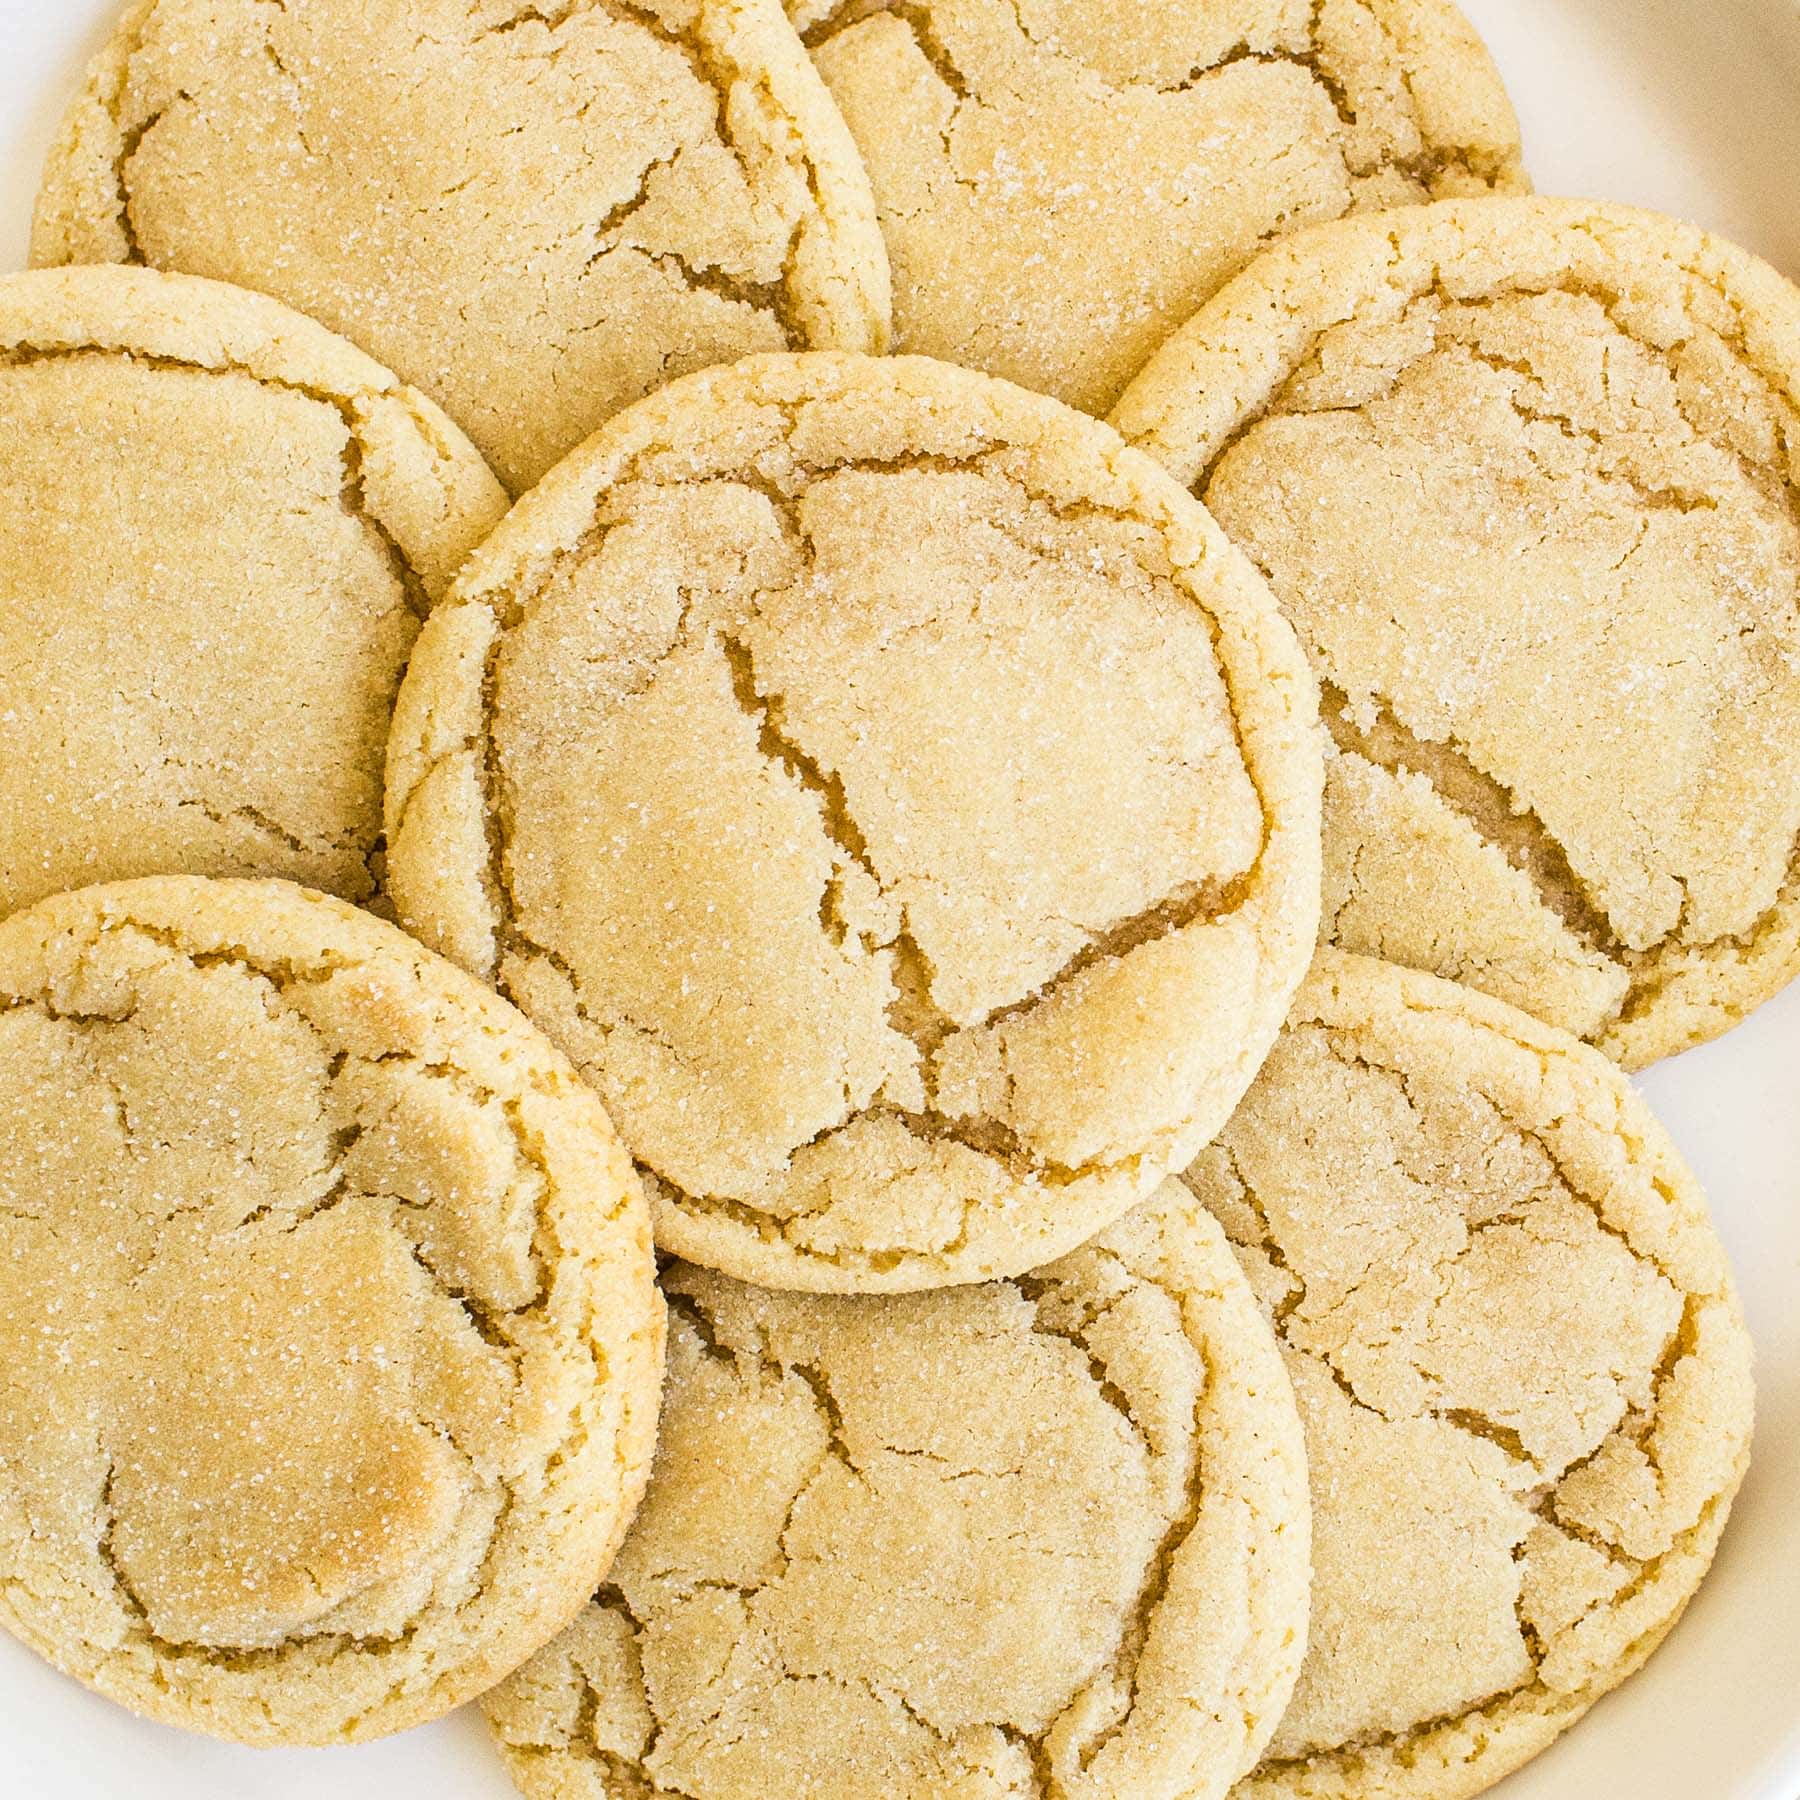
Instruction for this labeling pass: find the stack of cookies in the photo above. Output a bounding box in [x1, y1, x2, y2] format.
[0, 3, 1783, 1797]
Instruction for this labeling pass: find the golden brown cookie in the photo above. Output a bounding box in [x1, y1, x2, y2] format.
[34, 0, 891, 492]
[795, 0, 1524, 416]
[384, 351, 1324, 1291]
[1114, 197, 1800, 1066]
[0, 263, 505, 918]
[0, 877, 664, 1746]
[1180, 950, 1754, 1800]
[485, 1179, 1310, 1800]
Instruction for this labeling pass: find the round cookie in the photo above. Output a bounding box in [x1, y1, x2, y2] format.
[485, 1180, 1311, 1800]
[384, 351, 1323, 1292]
[34, 0, 891, 493]
[793, 0, 1524, 417]
[0, 876, 664, 1746]
[0, 263, 505, 918]
[1179, 950, 1755, 1800]
[1113, 197, 1800, 1066]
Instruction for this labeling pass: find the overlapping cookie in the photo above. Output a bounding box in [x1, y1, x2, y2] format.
[486, 1181, 1310, 1800]
[36, 0, 892, 491]
[0, 264, 505, 918]
[1183, 952, 1754, 1798]
[795, 0, 1525, 412]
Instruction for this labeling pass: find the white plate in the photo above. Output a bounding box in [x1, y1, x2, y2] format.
[0, 2, 1796, 1795]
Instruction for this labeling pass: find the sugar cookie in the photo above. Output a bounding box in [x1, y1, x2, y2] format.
[385, 351, 1323, 1290]
[0, 877, 663, 1745]
[1182, 950, 1754, 1798]
[0, 264, 505, 916]
[1117, 198, 1800, 1064]
[486, 1180, 1309, 1800]
[798, 0, 1523, 414]
[34, 0, 891, 492]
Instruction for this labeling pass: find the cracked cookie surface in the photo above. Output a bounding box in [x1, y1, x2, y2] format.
[1113, 197, 1800, 1066]
[0, 265, 505, 919]
[484, 1179, 1310, 1800]
[33, 0, 891, 493]
[0, 876, 664, 1746]
[793, 0, 1523, 417]
[1179, 950, 1754, 1800]
[384, 351, 1323, 1291]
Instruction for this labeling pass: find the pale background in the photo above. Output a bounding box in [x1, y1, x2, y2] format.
[0, 0, 1796, 1794]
